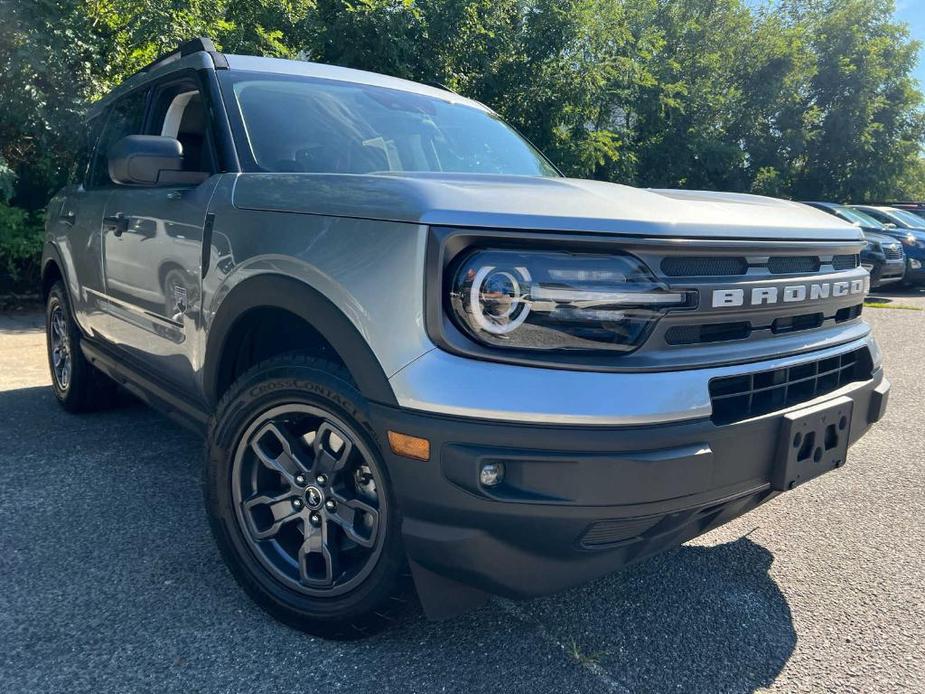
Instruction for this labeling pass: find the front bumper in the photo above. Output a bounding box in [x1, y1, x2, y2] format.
[374, 352, 889, 601]
[865, 258, 905, 287]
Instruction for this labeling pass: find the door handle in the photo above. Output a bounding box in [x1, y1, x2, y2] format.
[103, 214, 129, 237]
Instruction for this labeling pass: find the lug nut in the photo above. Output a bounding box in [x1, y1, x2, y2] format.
[294, 474, 306, 486]
[316, 474, 328, 486]
[292, 498, 303, 509]
[325, 499, 336, 512]
[309, 512, 322, 526]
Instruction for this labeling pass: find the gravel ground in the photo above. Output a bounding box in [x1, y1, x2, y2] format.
[1, 293, 923, 694]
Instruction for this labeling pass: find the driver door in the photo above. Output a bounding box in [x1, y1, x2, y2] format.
[96, 74, 220, 391]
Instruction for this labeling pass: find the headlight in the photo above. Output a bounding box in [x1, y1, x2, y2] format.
[448, 249, 693, 352]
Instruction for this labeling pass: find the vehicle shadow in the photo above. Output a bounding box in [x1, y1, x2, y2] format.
[0, 384, 795, 694]
[868, 284, 925, 301]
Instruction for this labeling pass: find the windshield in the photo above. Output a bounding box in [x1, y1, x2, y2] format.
[832, 206, 884, 228]
[223, 73, 558, 177]
[887, 208, 925, 229]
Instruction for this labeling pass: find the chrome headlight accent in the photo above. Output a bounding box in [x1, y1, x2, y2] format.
[448, 249, 693, 352]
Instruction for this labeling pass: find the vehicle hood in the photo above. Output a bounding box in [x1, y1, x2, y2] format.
[232, 172, 864, 241]
[863, 231, 902, 245]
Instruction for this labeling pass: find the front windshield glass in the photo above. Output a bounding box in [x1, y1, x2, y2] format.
[225, 73, 559, 177]
[887, 208, 925, 228]
[833, 206, 884, 228]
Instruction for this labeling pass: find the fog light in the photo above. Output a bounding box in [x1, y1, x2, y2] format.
[911, 259, 923, 270]
[479, 462, 505, 487]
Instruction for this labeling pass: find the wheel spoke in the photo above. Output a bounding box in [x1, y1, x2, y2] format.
[311, 422, 354, 475]
[327, 494, 379, 548]
[242, 491, 300, 540]
[250, 421, 312, 483]
[297, 523, 338, 586]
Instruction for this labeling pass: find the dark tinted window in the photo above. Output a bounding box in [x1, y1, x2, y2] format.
[88, 88, 148, 188]
[70, 115, 106, 187]
[224, 73, 558, 177]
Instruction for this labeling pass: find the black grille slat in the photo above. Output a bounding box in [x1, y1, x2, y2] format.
[661, 256, 748, 277]
[709, 348, 872, 425]
[833, 254, 860, 270]
[771, 312, 824, 334]
[835, 304, 863, 323]
[767, 256, 821, 274]
[661, 253, 861, 277]
[665, 322, 751, 345]
[883, 246, 903, 260]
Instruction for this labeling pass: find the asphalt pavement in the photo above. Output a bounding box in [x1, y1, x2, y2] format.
[1, 287, 923, 693]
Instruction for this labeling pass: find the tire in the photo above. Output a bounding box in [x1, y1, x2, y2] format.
[205, 353, 413, 639]
[45, 281, 119, 412]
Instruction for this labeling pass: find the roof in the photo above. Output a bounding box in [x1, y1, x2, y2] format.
[88, 38, 486, 118]
[223, 55, 487, 110]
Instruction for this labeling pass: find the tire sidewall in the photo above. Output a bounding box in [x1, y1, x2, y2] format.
[205, 360, 406, 631]
[45, 283, 77, 404]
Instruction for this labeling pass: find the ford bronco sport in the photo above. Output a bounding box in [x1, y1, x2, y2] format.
[43, 38, 891, 638]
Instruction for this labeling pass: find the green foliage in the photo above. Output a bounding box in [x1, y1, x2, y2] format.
[0, 201, 44, 289]
[0, 0, 923, 292]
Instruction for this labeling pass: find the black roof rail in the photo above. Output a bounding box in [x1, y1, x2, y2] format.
[139, 37, 227, 74]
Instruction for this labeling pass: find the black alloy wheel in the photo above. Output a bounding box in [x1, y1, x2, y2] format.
[232, 404, 384, 596]
[205, 354, 412, 638]
[45, 281, 118, 412]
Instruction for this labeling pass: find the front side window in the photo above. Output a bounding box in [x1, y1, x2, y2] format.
[222, 72, 558, 177]
[88, 89, 148, 188]
[833, 206, 884, 229]
[888, 209, 925, 229]
[147, 81, 215, 174]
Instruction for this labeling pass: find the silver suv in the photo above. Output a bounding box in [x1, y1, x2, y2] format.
[42, 38, 890, 638]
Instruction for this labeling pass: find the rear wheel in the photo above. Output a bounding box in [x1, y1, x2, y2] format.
[205, 354, 412, 638]
[45, 281, 118, 412]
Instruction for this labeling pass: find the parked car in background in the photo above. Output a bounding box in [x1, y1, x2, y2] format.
[803, 202, 905, 288]
[849, 205, 925, 286]
[867, 202, 925, 221]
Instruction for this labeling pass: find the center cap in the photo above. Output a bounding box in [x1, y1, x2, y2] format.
[303, 485, 324, 510]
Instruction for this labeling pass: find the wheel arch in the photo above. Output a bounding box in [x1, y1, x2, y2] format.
[40, 243, 67, 301]
[203, 274, 398, 408]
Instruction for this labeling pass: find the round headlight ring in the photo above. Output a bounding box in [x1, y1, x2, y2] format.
[468, 265, 532, 335]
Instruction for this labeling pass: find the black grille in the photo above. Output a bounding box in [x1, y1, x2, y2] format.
[767, 256, 820, 274]
[771, 312, 824, 334]
[833, 254, 860, 270]
[661, 256, 748, 277]
[665, 322, 751, 345]
[709, 348, 873, 425]
[835, 304, 863, 322]
[883, 245, 903, 260]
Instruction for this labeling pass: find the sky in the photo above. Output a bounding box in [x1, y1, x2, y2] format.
[895, 1, 925, 90]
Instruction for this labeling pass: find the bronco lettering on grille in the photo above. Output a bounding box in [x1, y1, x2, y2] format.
[712, 278, 868, 308]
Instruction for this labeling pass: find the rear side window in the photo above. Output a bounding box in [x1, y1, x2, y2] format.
[87, 88, 148, 188]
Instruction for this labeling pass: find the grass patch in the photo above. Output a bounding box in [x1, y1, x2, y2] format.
[864, 302, 923, 311]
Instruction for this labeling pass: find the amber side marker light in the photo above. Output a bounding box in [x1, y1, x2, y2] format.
[387, 431, 431, 461]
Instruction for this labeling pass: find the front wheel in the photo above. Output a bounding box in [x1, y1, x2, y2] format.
[204, 354, 412, 638]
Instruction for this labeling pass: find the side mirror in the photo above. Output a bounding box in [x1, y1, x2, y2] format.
[108, 135, 206, 186]
[884, 222, 897, 229]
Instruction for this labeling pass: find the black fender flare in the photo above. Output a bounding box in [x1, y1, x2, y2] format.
[41, 242, 69, 298]
[203, 274, 398, 408]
